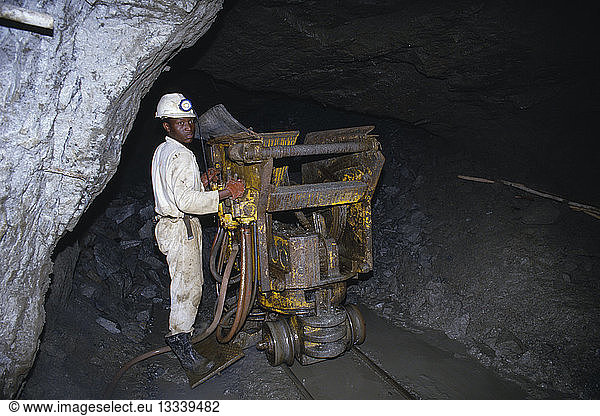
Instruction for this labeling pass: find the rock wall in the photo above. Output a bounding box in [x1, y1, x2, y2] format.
[0, 0, 223, 398]
[190, 0, 599, 203]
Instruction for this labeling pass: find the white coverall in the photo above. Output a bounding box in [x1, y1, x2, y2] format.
[151, 136, 219, 336]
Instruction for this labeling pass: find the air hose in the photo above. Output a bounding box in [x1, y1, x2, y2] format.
[216, 226, 254, 343]
[103, 243, 239, 398]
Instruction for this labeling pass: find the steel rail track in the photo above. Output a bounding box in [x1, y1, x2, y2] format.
[350, 347, 416, 400]
[281, 364, 315, 400]
[282, 346, 417, 400]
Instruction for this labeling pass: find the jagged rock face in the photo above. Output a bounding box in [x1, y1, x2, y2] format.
[0, 0, 223, 398]
[192, 0, 599, 202]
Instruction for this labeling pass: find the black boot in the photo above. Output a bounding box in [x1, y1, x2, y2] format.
[165, 332, 214, 373]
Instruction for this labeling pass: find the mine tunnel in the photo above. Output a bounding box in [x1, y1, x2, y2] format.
[1, 0, 599, 400]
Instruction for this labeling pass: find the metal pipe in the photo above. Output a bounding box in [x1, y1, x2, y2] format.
[239, 224, 257, 321]
[261, 142, 374, 158]
[249, 222, 259, 313]
[0, 4, 54, 31]
[228, 140, 377, 163]
[239, 226, 254, 308]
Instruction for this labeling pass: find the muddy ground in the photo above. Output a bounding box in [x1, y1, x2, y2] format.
[20, 86, 600, 399]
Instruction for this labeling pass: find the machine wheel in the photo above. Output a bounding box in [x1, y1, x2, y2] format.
[300, 306, 346, 328]
[303, 324, 346, 344]
[303, 339, 346, 359]
[260, 320, 295, 366]
[344, 304, 366, 346]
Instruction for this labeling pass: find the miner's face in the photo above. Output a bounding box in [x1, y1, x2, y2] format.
[163, 117, 195, 144]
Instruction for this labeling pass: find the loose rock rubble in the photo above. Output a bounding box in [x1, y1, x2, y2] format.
[72, 185, 172, 343]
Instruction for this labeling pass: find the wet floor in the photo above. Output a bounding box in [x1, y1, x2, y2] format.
[352, 307, 525, 399]
[111, 304, 526, 399]
[286, 306, 525, 399]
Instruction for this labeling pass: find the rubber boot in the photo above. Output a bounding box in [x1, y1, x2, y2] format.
[165, 332, 214, 373]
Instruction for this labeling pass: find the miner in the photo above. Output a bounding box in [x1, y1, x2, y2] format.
[152, 93, 244, 375]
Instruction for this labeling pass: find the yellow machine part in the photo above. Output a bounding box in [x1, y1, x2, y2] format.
[257, 283, 346, 315]
[208, 126, 383, 313]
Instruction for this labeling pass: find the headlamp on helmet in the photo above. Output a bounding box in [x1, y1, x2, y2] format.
[156, 93, 197, 119]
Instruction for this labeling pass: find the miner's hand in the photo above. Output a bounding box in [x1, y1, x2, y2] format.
[225, 179, 245, 199]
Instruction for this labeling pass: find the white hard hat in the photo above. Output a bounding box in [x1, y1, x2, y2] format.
[155, 93, 197, 118]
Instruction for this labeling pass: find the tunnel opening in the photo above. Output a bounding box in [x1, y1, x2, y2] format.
[17, 1, 600, 400]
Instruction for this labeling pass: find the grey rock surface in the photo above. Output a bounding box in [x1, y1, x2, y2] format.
[0, 0, 223, 398]
[96, 317, 121, 335]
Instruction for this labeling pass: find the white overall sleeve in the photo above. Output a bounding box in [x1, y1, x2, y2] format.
[169, 151, 219, 215]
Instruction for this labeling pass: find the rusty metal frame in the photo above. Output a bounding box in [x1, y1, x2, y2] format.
[208, 124, 383, 330]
